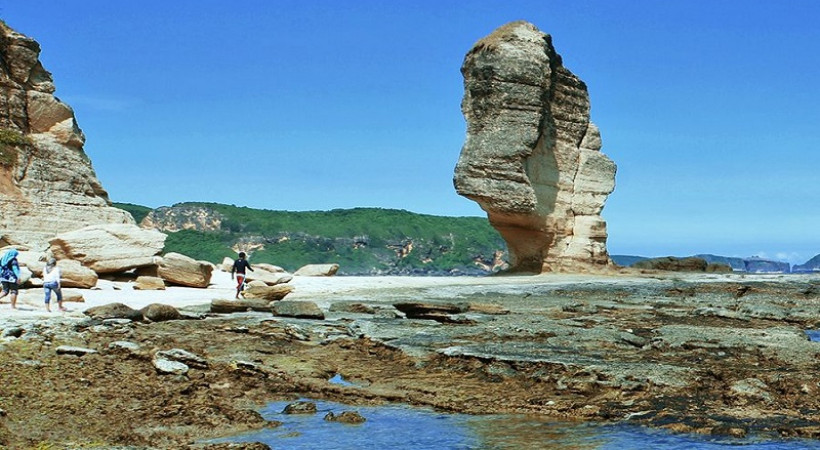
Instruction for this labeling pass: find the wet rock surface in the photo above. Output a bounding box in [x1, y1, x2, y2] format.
[1, 274, 820, 447]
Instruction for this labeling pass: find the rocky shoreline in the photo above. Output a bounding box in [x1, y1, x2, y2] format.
[2, 272, 820, 448]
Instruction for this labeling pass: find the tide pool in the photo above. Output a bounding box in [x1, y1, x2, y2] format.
[213, 399, 820, 449]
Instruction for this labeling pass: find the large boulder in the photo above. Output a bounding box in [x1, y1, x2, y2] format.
[242, 284, 294, 301]
[245, 268, 293, 285]
[140, 303, 181, 322]
[453, 21, 616, 273]
[294, 264, 339, 277]
[0, 22, 135, 250]
[156, 252, 212, 288]
[49, 224, 166, 273]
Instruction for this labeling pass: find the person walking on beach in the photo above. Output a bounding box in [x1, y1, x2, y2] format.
[231, 252, 254, 299]
[43, 258, 65, 312]
[0, 248, 21, 309]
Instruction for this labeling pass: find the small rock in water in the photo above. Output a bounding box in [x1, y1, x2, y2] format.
[282, 401, 317, 415]
[2, 327, 24, 338]
[324, 410, 366, 424]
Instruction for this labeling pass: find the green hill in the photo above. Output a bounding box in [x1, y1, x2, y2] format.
[114, 202, 507, 275]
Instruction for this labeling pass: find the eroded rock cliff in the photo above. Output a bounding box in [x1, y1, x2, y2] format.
[454, 21, 616, 273]
[0, 21, 133, 249]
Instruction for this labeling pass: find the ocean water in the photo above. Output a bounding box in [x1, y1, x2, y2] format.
[215, 398, 820, 449]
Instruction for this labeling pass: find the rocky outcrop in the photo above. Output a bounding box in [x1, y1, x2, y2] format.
[453, 21, 616, 273]
[0, 22, 134, 249]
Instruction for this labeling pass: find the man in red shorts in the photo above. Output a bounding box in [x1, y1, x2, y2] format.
[230, 252, 254, 299]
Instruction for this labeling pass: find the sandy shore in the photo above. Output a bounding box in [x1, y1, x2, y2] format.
[1, 270, 801, 320]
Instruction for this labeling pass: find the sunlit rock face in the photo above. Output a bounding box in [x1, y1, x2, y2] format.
[0, 22, 133, 249]
[454, 21, 616, 273]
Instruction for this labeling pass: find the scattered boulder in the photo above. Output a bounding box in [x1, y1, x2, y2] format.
[84, 302, 143, 321]
[282, 401, 317, 415]
[57, 259, 99, 288]
[245, 268, 293, 286]
[49, 224, 166, 273]
[254, 263, 286, 273]
[294, 264, 339, 277]
[152, 357, 188, 375]
[134, 276, 166, 290]
[156, 252, 213, 288]
[242, 284, 293, 301]
[210, 298, 272, 314]
[15, 251, 45, 275]
[59, 289, 85, 303]
[272, 301, 324, 320]
[324, 411, 366, 424]
[140, 303, 181, 322]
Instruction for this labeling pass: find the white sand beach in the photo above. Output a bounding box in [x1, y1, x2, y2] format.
[1, 269, 798, 321]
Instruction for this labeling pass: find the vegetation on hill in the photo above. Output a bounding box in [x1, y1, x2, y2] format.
[121, 202, 507, 275]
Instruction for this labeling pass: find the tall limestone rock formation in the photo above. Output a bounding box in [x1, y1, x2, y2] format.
[454, 22, 616, 273]
[0, 21, 133, 248]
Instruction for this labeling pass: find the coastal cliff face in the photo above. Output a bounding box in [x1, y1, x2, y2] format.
[454, 21, 616, 273]
[0, 21, 133, 249]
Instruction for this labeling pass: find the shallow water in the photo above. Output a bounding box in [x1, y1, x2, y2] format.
[215, 399, 820, 449]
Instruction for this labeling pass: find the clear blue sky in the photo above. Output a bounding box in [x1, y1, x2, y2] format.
[2, 1, 819, 263]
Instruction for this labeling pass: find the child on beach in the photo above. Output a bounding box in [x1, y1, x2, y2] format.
[43, 258, 65, 312]
[0, 248, 21, 309]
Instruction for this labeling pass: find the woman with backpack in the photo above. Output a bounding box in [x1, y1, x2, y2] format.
[0, 248, 21, 309]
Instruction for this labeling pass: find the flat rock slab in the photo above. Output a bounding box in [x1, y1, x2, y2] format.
[210, 298, 272, 314]
[272, 301, 324, 320]
[393, 302, 464, 316]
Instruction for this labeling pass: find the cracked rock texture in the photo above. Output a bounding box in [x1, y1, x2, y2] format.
[0, 22, 133, 249]
[454, 21, 616, 273]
